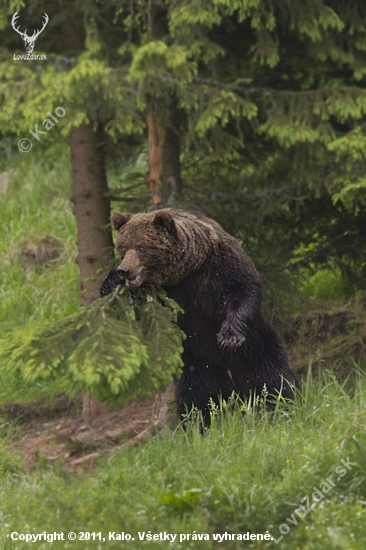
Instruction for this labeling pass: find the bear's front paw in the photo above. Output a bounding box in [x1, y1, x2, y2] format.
[217, 328, 246, 349]
[100, 269, 126, 297]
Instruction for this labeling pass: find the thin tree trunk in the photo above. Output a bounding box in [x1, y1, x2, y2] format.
[70, 123, 114, 419]
[147, 110, 181, 207]
[147, 0, 181, 207]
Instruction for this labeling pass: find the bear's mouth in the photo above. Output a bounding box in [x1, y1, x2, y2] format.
[126, 270, 144, 287]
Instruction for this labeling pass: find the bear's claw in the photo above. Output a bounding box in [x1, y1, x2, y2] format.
[217, 329, 246, 349]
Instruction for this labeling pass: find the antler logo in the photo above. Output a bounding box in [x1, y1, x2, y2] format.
[11, 11, 49, 54]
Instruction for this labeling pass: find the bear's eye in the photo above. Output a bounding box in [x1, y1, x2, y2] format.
[137, 246, 146, 254]
[118, 245, 127, 256]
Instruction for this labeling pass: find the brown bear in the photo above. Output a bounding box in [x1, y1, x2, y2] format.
[102, 208, 296, 422]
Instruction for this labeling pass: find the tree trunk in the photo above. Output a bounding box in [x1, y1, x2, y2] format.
[70, 123, 114, 419]
[147, 110, 181, 207]
[147, 0, 181, 207]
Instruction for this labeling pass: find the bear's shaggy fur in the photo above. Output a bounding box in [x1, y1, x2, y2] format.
[105, 208, 296, 421]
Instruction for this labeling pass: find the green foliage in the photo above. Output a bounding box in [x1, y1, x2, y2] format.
[1, 370, 366, 548]
[0, 423, 24, 477]
[0, 147, 79, 402]
[161, 487, 203, 513]
[333, 180, 366, 213]
[0, 148, 78, 322]
[2, 288, 185, 409]
[195, 90, 257, 137]
[300, 268, 353, 302]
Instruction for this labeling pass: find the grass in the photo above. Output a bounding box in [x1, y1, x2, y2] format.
[0, 146, 79, 402]
[0, 147, 366, 549]
[1, 372, 366, 549]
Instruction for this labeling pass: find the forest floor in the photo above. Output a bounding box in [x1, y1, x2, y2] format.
[5, 391, 174, 471]
[4, 298, 365, 472]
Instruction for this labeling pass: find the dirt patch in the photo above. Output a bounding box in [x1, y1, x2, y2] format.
[8, 387, 177, 470]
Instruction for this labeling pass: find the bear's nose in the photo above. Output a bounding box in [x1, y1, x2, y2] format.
[117, 265, 129, 276]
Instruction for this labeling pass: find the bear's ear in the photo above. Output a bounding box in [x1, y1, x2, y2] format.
[153, 211, 177, 235]
[111, 212, 132, 231]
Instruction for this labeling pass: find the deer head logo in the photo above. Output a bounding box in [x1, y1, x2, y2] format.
[11, 11, 49, 54]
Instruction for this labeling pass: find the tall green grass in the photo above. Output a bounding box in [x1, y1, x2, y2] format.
[1, 371, 366, 549]
[0, 147, 79, 401]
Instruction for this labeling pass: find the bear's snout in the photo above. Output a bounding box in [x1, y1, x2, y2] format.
[118, 249, 144, 287]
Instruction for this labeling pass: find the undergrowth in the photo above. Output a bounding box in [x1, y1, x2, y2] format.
[1, 371, 366, 549]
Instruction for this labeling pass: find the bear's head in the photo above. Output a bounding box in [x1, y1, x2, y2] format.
[111, 210, 186, 288]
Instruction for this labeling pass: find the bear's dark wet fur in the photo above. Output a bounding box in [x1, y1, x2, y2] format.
[102, 208, 296, 422]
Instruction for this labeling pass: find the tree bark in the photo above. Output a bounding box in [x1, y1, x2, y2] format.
[147, 0, 181, 207]
[147, 110, 181, 207]
[70, 123, 114, 419]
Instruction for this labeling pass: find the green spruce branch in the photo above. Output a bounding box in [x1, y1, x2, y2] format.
[1, 288, 185, 409]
